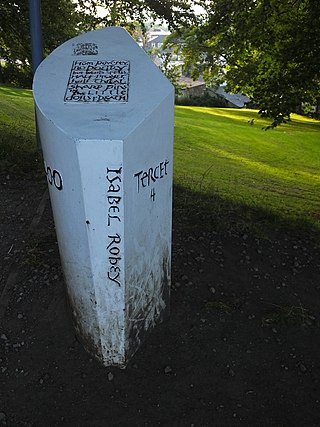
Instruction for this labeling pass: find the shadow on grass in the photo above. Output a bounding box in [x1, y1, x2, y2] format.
[0, 85, 32, 99]
[0, 125, 42, 176]
[177, 106, 320, 133]
[173, 182, 320, 242]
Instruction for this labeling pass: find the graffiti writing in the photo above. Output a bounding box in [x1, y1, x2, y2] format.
[150, 187, 156, 201]
[106, 167, 123, 286]
[44, 161, 63, 191]
[134, 159, 169, 193]
[64, 60, 130, 103]
[73, 43, 98, 56]
[107, 167, 122, 225]
[107, 233, 121, 287]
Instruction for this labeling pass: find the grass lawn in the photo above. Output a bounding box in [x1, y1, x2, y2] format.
[0, 85, 40, 175]
[174, 106, 320, 231]
[2, 86, 320, 427]
[1, 85, 319, 232]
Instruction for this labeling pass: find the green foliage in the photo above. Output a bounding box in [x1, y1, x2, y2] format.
[0, 0, 84, 88]
[0, 0, 197, 88]
[81, 1, 197, 28]
[152, 49, 183, 94]
[169, 0, 320, 127]
[0, 62, 31, 89]
[175, 92, 228, 107]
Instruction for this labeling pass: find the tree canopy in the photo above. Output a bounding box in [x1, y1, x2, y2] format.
[0, 0, 85, 86]
[78, 0, 196, 29]
[168, 0, 320, 126]
[2, 0, 319, 126]
[0, 0, 196, 87]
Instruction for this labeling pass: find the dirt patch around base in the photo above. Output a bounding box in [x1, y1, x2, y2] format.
[1, 173, 320, 426]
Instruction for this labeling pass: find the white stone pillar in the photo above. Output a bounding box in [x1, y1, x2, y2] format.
[33, 27, 174, 367]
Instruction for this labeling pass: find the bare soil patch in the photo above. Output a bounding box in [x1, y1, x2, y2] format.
[1, 174, 320, 426]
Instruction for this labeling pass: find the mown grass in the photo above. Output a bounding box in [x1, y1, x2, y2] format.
[1, 85, 319, 233]
[174, 106, 320, 232]
[0, 85, 41, 175]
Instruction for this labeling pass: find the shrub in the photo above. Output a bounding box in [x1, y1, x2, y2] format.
[175, 92, 228, 107]
[0, 63, 32, 89]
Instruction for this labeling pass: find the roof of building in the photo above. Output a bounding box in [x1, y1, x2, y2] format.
[214, 85, 250, 108]
[149, 35, 168, 45]
[179, 76, 205, 88]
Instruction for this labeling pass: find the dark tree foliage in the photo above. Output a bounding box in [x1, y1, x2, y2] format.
[0, 0, 84, 87]
[168, 0, 320, 127]
[0, 0, 196, 88]
[78, 0, 196, 29]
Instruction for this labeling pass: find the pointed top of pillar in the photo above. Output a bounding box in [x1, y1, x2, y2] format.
[33, 27, 173, 141]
